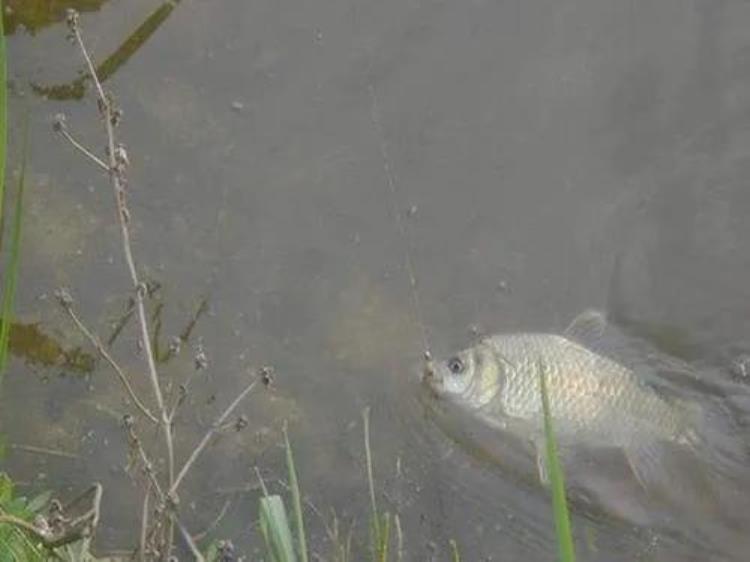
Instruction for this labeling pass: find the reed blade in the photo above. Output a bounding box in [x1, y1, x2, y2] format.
[539, 360, 577, 562]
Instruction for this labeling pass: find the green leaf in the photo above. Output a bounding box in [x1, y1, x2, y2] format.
[25, 490, 51, 514]
[0, 473, 13, 504]
[449, 539, 461, 562]
[283, 425, 308, 562]
[259, 494, 297, 562]
[203, 540, 220, 562]
[377, 513, 390, 562]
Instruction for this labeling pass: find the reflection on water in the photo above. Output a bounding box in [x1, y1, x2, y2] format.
[6, 320, 94, 373]
[32, 1, 181, 101]
[7, 0, 182, 101]
[4, 1, 107, 36]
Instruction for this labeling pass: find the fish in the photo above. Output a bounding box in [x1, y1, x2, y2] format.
[421, 309, 725, 490]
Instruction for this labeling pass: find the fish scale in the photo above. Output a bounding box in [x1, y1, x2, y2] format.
[492, 334, 684, 446]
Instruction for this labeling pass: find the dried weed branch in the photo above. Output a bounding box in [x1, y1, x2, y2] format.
[171, 377, 259, 494]
[64, 9, 175, 490]
[49, 10, 264, 560]
[56, 289, 158, 424]
[52, 113, 108, 171]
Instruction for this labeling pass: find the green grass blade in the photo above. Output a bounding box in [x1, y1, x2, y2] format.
[0, 473, 46, 562]
[0, 0, 7, 228]
[283, 423, 308, 562]
[362, 408, 394, 562]
[449, 539, 461, 562]
[362, 407, 384, 561]
[539, 360, 576, 562]
[377, 513, 390, 562]
[0, 116, 29, 375]
[259, 495, 298, 562]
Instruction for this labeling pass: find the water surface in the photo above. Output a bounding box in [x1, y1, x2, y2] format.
[3, 0, 750, 559]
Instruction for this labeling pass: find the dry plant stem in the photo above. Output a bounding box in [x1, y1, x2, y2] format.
[70, 10, 175, 489]
[190, 498, 231, 542]
[70, 18, 176, 557]
[139, 486, 150, 562]
[362, 407, 378, 526]
[63, 304, 158, 423]
[10, 443, 79, 459]
[395, 514, 403, 562]
[57, 484, 103, 548]
[58, 128, 108, 171]
[170, 378, 259, 494]
[176, 519, 205, 562]
[128, 431, 165, 501]
[167, 369, 197, 423]
[0, 514, 49, 542]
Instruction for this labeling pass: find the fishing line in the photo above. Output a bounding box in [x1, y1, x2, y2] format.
[367, 83, 433, 364]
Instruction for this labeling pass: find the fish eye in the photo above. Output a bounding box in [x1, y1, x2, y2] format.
[447, 356, 465, 375]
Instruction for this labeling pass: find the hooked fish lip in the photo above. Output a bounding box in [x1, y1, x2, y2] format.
[419, 361, 446, 398]
[422, 359, 435, 380]
[421, 358, 443, 383]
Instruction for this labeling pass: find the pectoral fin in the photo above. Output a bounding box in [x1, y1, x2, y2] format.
[624, 441, 663, 490]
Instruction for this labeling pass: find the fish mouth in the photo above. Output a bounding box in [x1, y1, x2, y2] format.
[419, 354, 445, 398]
[422, 355, 436, 381]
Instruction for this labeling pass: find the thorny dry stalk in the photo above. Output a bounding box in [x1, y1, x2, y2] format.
[49, 10, 262, 560]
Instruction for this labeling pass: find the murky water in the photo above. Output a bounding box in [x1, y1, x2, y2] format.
[3, 0, 750, 559]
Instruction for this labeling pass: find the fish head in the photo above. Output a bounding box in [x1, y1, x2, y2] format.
[423, 339, 508, 409]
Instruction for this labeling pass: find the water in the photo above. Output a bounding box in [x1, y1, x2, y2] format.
[3, 0, 750, 559]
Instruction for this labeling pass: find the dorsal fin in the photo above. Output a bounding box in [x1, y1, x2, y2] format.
[563, 309, 742, 406]
[563, 309, 608, 344]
